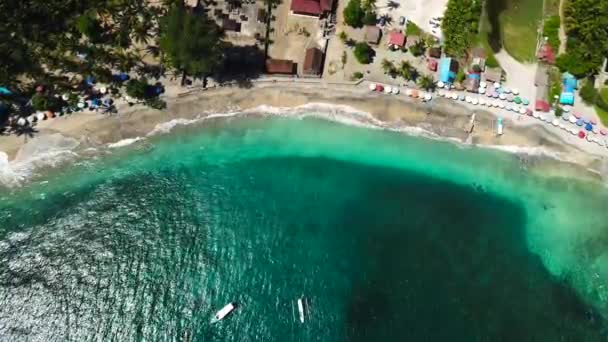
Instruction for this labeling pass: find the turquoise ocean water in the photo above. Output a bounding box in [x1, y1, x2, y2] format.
[2, 115, 608, 340]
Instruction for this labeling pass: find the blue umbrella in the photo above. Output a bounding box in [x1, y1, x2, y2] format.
[585, 123, 593, 131]
[576, 118, 584, 126]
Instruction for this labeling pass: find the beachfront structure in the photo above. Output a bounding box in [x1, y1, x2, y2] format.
[303, 47, 324, 76]
[427, 58, 438, 72]
[388, 30, 406, 49]
[537, 41, 556, 64]
[465, 73, 480, 92]
[438, 58, 458, 84]
[484, 67, 503, 83]
[560, 72, 577, 105]
[428, 47, 441, 58]
[266, 59, 295, 74]
[364, 26, 381, 45]
[290, 0, 333, 17]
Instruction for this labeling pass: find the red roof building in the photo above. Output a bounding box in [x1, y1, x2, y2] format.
[388, 30, 406, 48]
[266, 59, 295, 74]
[290, 0, 333, 16]
[535, 99, 551, 112]
[537, 42, 555, 64]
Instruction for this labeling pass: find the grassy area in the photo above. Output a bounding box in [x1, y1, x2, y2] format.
[544, 0, 560, 16]
[406, 22, 422, 36]
[596, 88, 608, 125]
[548, 66, 562, 103]
[474, 5, 500, 68]
[486, 0, 544, 62]
[542, 15, 560, 50]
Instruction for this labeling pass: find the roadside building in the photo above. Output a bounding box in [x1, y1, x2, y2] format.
[303, 47, 324, 76]
[222, 18, 241, 32]
[266, 59, 296, 74]
[534, 65, 549, 87]
[364, 25, 381, 45]
[428, 47, 441, 58]
[387, 30, 406, 50]
[438, 58, 458, 84]
[537, 41, 556, 64]
[290, 0, 333, 17]
[427, 58, 438, 72]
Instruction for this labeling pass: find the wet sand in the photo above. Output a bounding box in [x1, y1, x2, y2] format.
[1, 83, 607, 184]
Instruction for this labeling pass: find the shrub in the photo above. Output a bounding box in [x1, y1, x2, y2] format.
[456, 69, 466, 83]
[579, 79, 597, 105]
[351, 71, 364, 80]
[354, 43, 373, 64]
[343, 0, 365, 28]
[485, 54, 499, 68]
[543, 15, 561, 51]
[31, 93, 49, 111]
[126, 78, 149, 100]
[363, 11, 377, 26]
[409, 41, 425, 57]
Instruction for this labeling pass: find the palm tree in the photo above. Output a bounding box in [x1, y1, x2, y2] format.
[418, 75, 436, 91]
[381, 59, 395, 75]
[399, 61, 414, 80]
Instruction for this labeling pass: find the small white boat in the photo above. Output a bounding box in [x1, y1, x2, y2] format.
[212, 303, 236, 323]
[297, 297, 305, 323]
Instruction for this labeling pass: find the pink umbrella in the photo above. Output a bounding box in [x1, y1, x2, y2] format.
[578, 131, 586, 139]
[600, 129, 607, 136]
[591, 118, 598, 125]
[574, 112, 582, 119]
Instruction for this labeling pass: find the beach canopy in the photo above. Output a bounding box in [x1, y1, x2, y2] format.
[522, 99, 529, 105]
[512, 88, 519, 95]
[437, 81, 445, 88]
[578, 131, 586, 139]
[574, 112, 582, 119]
[513, 96, 521, 104]
[369, 83, 376, 91]
[493, 82, 500, 88]
[576, 118, 584, 126]
[585, 123, 593, 131]
[384, 86, 392, 94]
[569, 115, 577, 123]
[552, 119, 559, 126]
[601, 129, 607, 136]
[459, 94, 465, 101]
[591, 118, 598, 125]
[375, 84, 384, 92]
[391, 87, 399, 95]
[499, 93, 506, 100]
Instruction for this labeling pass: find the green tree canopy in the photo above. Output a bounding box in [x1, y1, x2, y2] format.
[441, 0, 482, 57]
[353, 43, 373, 64]
[343, 0, 365, 28]
[159, 4, 225, 77]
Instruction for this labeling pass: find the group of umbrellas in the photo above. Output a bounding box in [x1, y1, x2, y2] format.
[369, 83, 433, 101]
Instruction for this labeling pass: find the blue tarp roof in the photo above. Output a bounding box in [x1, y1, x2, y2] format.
[563, 78, 577, 93]
[560, 92, 575, 105]
[468, 73, 480, 79]
[0, 87, 12, 95]
[439, 58, 455, 83]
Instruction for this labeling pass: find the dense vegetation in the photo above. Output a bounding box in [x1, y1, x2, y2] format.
[160, 5, 225, 79]
[0, 0, 161, 90]
[557, 0, 608, 77]
[343, 0, 376, 28]
[442, 0, 482, 57]
[579, 79, 608, 112]
[542, 15, 561, 51]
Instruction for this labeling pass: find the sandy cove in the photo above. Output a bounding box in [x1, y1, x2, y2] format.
[1, 82, 607, 182]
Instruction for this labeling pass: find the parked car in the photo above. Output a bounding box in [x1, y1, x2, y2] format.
[399, 16, 406, 25]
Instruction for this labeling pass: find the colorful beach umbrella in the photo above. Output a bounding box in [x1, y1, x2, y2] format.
[585, 123, 593, 131]
[569, 116, 577, 124]
[513, 97, 521, 104]
[522, 99, 529, 105]
[512, 88, 519, 95]
[591, 118, 598, 125]
[576, 118, 584, 126]
[369, 83, 376, 91]
[552, 119, 559, 126]
[601, 129, 607, 136]
[578, 131, 586, 139]
[574, 112, 582, 119]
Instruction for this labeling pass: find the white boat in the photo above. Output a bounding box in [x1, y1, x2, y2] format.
[212, 303, 236, 323]
[297, 297, 305, 323]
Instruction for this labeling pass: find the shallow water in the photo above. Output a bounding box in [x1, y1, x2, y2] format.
[1, 116, 608, 340]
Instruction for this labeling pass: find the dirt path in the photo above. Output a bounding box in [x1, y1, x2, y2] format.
[557, 0, 567, 54]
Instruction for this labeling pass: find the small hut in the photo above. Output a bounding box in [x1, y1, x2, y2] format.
[266, 59, 295, 74]
[303, 47, 324, 76]
[364, 25, 381, 45]
[387, 30, 406, 50]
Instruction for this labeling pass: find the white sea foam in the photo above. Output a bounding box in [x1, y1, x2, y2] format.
[108, 137, 143, 149]
[0, 103, 581, 188]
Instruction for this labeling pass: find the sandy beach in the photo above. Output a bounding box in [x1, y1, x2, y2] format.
[1, 82, 607, 187]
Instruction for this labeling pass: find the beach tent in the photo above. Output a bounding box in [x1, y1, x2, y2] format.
[439, 58, 457, 84]
[560, 92, 574, 105]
